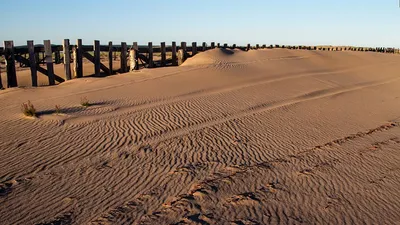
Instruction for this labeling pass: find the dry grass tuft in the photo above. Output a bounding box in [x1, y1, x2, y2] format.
[21, 101, 36, 117]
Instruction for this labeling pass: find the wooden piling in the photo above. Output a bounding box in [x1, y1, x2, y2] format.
[129, 48, 138, 72]
[211, 42, 215, 49]
[76, 39, 83, 78]
[160, 42, 166, 66]
[44, 40, 55, 85]
[148, 42, 154, 68]
[108, 41, 113, 75]
[27, 41, 38, 87]
[181, 42, 187, 53]
[120, 42, 127, 73]
[256, 44, 260, 49]
[247, 44, 251, 51]
[192, 42, 197, 56]
[132, 42, 139, 70]
[55, 51, 61, 64]
[72, 46, 78, 78]
[63, 39, 72, 80]
[232, 44, 236, 49]
[217, 43, 220, 48]
[172, 41, 177, 66]
[94, 40, 100, 76]
[3, 41, 17, 87]
[223, 43, 228, 48]
[202, 42, 207, 51]
[178, 49, 187, 65]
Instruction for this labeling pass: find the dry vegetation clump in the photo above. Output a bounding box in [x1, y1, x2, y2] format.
[80, 97, 90, 107]
[55, 105, 61, 114]
[21, 101, 36, 117]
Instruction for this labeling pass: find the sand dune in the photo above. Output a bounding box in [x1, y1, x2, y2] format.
[1, 49, 400, 224]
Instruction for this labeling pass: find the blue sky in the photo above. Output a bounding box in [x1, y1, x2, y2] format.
[0, 0, 399, 47]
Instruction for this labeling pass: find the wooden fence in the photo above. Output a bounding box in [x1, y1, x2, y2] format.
[0, 40, 398, 89]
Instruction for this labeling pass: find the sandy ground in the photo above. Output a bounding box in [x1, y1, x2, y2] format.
[1, 48, 400, 224]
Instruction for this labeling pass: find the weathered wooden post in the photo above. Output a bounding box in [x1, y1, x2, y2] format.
[247, 44, 251, 51]
[211, 42, 215, 49]
[172, 41, 177, 66]
[160, 42, 166, 66]
[223, 43, 228, 48]
[27, 40, 38, 87]
[233, 44, 236, 49]
[133, 42, 139, 70]
[75, 39, 83, 78]
[148, 42, 154, 68]
[217, 43, 220, 48]
[108, 41, 113, 75]
[3, 41, 17, 87]
[120, 42, 127, 73]
[129, 48, 138, 72]
[63, 39, 72, 80]
[181, 42, 187, 53]
[72, 46, 78, 78]
[202, 42, 207, 51]
[256, 44, 260, 49]
[178, 49, 187, 65]
[44, 40, 55, 85]
[192, 42, 197, 56]
[94, 40, 101, 76]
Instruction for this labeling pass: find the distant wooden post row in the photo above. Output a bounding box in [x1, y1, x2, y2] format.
[0, 40, 398, 89]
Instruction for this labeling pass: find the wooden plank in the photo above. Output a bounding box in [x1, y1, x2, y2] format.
[82, 51, 110, 75]
[171, 41, 177, 66]
[211, 42, 215, 49]
[44, 40, 55, 85]
[202, 42, 207, 51]
[94, 40, 100, 76]
[76, 39, 83, 78]
[3, 41, 17, 87]
[192, 42, 197, 56]
[108, 41, 113, 75]
[148, 42, 154, 68]
[27, 41, 38, 87]
[160, 42, 166, 66]
[63, 39, 72, 80]
[120, 42, 127, 73]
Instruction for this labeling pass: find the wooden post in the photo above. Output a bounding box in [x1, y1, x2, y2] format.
[63, 39, 72, 80]
[3, 41, 17, 87]
[94, 40, 101, 76]
[247, 44, 251, 51]
[192, 42, 197, 56]
[160, 42, 166, 66]
[133, 42, 139, 70]
[72, 46, 78, 78]
[256, 44, 260, 49]
[129, 48, 137, 72]
[223, 43, 228, 48]
[27, 41, 38, 87]
[181, 42, 187, 53]
[232, 44, 236, 49]
[148, 42, 154, 68]
[0, 66, 2, 89]
[178, 49, 187, 65]
[172, 41, 177, 66]
[202, 42, 207, 51]
[120, 42, 127, 73]
[211, 42, 215, 49]
[108, 41, 113, 75]
[43, 40, 55, 85]
[217, 43, 220, 48]
[76, 39, 83, 78]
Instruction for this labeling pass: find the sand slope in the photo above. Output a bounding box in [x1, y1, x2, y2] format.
[1, 49, 400, 224]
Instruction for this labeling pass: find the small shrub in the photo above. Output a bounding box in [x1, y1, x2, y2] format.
[80, 97, 90, 107]
[21, 101, 36, 117]
[55, 105, 61, 114]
